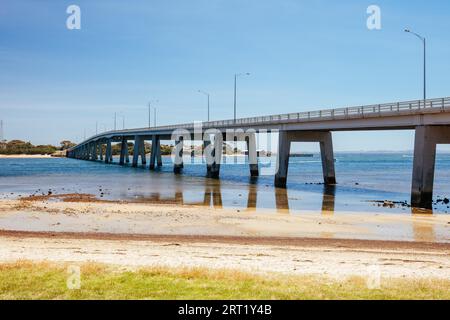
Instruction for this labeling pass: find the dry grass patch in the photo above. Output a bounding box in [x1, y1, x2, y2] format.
[0, 261, 448, 300]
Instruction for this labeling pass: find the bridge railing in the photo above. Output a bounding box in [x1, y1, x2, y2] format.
[173, 97, 450, 129]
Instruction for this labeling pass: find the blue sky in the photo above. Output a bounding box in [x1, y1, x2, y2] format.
[0, 0, 449, 151]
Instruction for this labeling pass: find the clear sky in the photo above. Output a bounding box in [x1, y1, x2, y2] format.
[1, 0, 449, 151]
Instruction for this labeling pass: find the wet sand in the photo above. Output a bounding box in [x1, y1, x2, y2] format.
[0, 196, 448, 242]
[0, 196, 448, 278]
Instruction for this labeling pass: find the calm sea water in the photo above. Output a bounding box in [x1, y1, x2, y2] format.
[1, 153, 450, 214]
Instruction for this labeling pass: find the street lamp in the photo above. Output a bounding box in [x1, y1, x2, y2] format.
[148, 100, 158, 127]
[198, 90, 210, 122]
[405, 28, 426, 107]
[234, 73, 250, 123]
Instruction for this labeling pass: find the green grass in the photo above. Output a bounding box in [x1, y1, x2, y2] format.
[0, 261, 448, 300]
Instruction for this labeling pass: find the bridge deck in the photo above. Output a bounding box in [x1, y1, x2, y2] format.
[77, 97, 450, 144]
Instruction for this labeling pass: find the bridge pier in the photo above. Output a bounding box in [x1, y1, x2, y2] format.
[150, 135, 162, 170]
[132, 136, 146, 167]
[119, 139, 129, 165]
[319, 132, 336, 185]
[274, 131, 290, 188]
[411, 125, 450, 209]
[205, 133, 222, 179]
[274, 131, 336, 188]
[86, 144, 91, 160]
[246, 133, 259, 177]
[84, 145, 89, 160]
[99, 143, 103, 161]
[105, 140, 112, 163]
[90, 143, 97, 161]
[109, 142, 113, 162]
[93, 143, 98, 160]
[173, 137, 184, 174]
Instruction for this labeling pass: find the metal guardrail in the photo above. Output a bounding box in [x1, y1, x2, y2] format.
[74, 97, 450, 148]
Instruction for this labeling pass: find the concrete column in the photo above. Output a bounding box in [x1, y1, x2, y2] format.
[173, 137, 184, 174]
[156, 138, 162, 167]
[140, 138, 147, 166]
[206, 134, 222, 179]
[132, 136, 144, 167]
[203, 140, 212, 176]
[105, 140, 112, 163]
[246, 133, 259, 177]
[125, 143, 130, 163]
[411, 126, 437, 209]
[274, 131, 291, 188]
[99, 143, 103, 161]
[109, 143, 113, 162]
[319, 132, 336, 185]
[88, 143, 93, 160]
[90, 143, 96, 160]
[150, 135, 162, 170]
[93, 143, 99, 160]
[119, 139, 128, 165]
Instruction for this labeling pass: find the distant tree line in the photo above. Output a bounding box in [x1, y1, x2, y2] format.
[0, 139, 250, 156]
[109, 142, 173, 156]
[0, 140, 76, 155]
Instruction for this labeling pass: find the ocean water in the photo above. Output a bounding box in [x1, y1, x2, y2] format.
[1, 153, 450, 215]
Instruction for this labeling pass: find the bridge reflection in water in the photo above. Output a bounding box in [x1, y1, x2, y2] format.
[126, 180, 337, 214]
[120, 181, 439, 242]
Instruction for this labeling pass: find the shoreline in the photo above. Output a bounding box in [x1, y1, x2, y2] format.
[0, 154, 54, 158]
[1, 197, 449, 243]
[0, 197, 448, 280]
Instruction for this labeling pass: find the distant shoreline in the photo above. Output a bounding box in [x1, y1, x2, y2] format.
[0, 154, 54, 158]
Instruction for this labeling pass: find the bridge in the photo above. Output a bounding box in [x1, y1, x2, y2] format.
[67, 97, 450, 209]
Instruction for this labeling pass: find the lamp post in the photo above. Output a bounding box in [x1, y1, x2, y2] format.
[148, 100, 158, 127]
[405, 28, 426, 107]
[234, 73, 250, 123]
[198, 90, 210, 122]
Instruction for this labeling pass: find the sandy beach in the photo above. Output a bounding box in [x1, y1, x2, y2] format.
[0, 195, 448, 280]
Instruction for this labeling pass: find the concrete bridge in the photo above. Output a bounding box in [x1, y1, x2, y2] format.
[67, 97, 450, 209]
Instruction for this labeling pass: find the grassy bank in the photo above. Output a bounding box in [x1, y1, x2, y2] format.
[0, 261, 448, 300]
